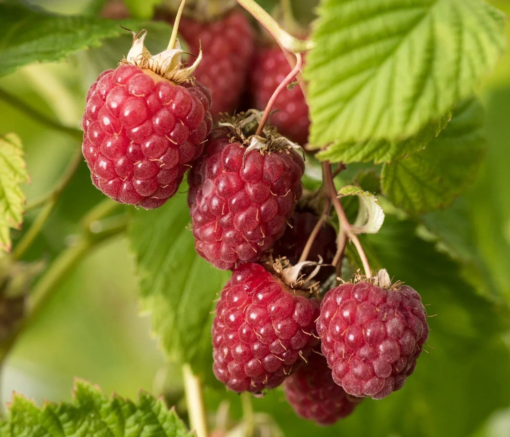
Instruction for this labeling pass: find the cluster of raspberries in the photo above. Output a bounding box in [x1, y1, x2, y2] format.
[82, 6, 429, 426]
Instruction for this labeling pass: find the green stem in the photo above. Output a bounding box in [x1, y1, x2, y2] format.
[236, 0, 313, 53]
[15, 149, 83, 259]
[168, 0, 187, 49]
[0, 88, 82, 141]
[241, 393, 254, 437]
[183, 364, 209, 437]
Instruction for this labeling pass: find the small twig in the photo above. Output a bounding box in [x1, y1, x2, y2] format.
[183, 364, 209, 437]
[256, 53, 303, 136]
[242, 393, 255, 437]
[168, 0, 187, 50]
[323, 162, 372, 278]
[0, 88, 82, 141]
[298, 200, 331, 264]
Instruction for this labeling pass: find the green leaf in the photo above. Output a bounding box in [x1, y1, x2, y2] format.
[381, 99, 485, 214]
[338, 185, 385, 234]
[0, 2, 152, 78]
[317, 113, 450, 164]
[0, 380, 189, 436]
[123, 0, 163, 20]
[0, 134, 29, 252]
[128, 191, 229, 380]
[306, 0, 505, 146]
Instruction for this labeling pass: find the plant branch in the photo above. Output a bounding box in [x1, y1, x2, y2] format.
[256, 53, 303, 136]
[183, 364, 208, 437]
[0, 88, 82, 141]
[14, 149, 83, 259]
[323, 162, 372, 278]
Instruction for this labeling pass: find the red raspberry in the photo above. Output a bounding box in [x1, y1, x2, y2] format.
[179, 10, 254, 118]
[188, 127, 305, 270]
[317, 274, 429, 399]
[82, 36, 213, 209]
[212, 263, 320, 394]
[271, 209, 337, 283]
[284, 352, 361, 425]
[250, 47, 309, 145]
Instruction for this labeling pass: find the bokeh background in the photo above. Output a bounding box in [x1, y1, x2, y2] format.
[1, 0, 509, 436]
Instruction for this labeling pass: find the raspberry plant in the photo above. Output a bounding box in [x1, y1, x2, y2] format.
[0, 0, 509, 436]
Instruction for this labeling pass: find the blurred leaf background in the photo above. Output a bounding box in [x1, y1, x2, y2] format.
[0, 0, 509, 436]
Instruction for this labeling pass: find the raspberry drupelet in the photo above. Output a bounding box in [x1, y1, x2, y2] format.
[82, 30, 212, 209]
[212, 263, 320, 394]
[317, 270, 429, 400]
[284, 351, 362, 425]
[188, 115, 305, 270]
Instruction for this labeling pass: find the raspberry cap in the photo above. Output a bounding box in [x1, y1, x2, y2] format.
[317, 270, 429, 399]
[212, 263, 320, 394]
[188, 116, 305, 270]
[250, 47, 309, 145]
[82, 31, 213, 209]
[179, 10, 254, 118]
[284, 351, 361, 426]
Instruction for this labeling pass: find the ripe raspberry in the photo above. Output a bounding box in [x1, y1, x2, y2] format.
[271, 209, 336, 283]
[284, 351, 361, 425]
[178, 10, 254, 118]
[250, 47, 309, 145]
[317, 271, 429, 399]
[212, 263, 320, 394]
[188, 125, 305, 270]
[82, 32, 212, 209]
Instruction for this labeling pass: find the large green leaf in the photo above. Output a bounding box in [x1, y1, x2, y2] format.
[382, 99, 485, 214]
[0, 2, 162, 78]
[306, 0, 505, 146]
[0, 134, 29, 252]
[128, 192, 229, 380]
[0, 380, 189, 436]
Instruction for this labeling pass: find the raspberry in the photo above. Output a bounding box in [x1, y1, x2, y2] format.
[179, 10, 254, 118]
[284, 351, 361, 425]
[250, 47, 309, 145]
[271, 209, 337, 283]
[82, 32, 213, 209]
[212, 263, 320, 394]
[317, 272, 429, 399]
[188, 126, 305, 270]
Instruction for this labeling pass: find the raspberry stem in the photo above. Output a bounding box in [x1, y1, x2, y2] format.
[297, 200, 331, 264]
[183, 364, 209, 437]
[236, 0, 313, 53]
[323, 162, 372, 279]
[168, 0, 187, 50]
[255, 53, 303, 136]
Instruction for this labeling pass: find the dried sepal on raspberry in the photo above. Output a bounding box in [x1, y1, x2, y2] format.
[317, 269, 429, 400]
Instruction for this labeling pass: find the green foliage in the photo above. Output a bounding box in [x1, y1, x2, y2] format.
[382, 99, 486, 214]
[0, 2, 150, 78]
[306, 0, 505, 147]
[0, 134, 29, 252]
[0, 380, 189, 437]
[128, 192, 229, 379]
